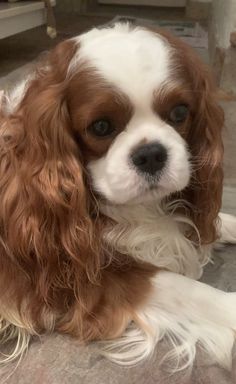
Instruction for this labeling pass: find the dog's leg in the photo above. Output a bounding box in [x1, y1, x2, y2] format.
[217, 212, 236, 245]
[102, 270, 236, 370]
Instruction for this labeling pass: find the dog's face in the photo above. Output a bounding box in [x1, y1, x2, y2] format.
[67, 25, 191, 204]
[88, 112, 190, 205]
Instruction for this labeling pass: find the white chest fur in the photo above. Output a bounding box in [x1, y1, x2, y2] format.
[102, 201, 211, 280]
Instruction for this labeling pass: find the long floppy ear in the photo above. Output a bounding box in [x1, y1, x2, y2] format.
[0, 40, 102, 313]
[179, 46, 224, 245]
[152, 29, 224, 245]
[0, 39, 157, 346]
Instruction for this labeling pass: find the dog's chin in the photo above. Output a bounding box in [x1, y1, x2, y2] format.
[105, 177, 190, 205]
[102, 184, 172, 206]
[126, 185, 170, 205]
[95, 172, 190, 206]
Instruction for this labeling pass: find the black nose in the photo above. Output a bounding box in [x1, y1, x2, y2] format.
[131, 142, 167, 176]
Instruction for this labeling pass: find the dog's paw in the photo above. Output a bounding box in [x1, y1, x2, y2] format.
[217, 213, 236, 245]
[226, 292, 236, 329]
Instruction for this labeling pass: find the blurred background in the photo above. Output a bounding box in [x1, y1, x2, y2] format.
[0, 0, 235, 90]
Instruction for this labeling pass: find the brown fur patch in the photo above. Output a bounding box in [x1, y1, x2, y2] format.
[67, 70, 133, 161]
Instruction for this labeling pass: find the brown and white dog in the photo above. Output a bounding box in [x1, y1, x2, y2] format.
[0, 22, 236, 371]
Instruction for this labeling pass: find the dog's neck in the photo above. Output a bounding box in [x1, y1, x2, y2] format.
[101, 200, 211, 280]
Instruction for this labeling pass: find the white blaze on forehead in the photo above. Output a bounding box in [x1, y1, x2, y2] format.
[71, 24, 172, 106]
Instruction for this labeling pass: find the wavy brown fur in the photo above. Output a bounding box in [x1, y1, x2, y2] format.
[0, 40, 156, 352]
[156, 29, 224, 244]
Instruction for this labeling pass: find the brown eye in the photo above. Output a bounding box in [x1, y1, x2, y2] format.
[89, 119, 115, 137]
[169, 105, 189, 124]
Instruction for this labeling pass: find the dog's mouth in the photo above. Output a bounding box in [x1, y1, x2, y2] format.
[124, 183, 166, 205]
[149, 184, 159, 191]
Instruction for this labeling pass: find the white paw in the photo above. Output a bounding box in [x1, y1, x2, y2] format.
[226, 292, 236, 329]
[218, 212, 236, 244]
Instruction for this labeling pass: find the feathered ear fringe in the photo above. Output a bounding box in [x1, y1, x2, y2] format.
[184, 69, 224, 245]
[0, 39, 104, 341]
[0, 39, 158, 377]
[170, 36, 224, 245]
[149, 27, 224, 245]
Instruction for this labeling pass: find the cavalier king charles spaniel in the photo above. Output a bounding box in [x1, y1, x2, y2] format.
[1, 22, 236, 371]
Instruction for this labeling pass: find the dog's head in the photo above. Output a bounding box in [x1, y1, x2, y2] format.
[40, 23, 222, 244]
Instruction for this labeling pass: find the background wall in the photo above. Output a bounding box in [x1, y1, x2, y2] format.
[56, 0, 86, 13]
[208, 0, 236, 91]
[211, 0, 236, 50]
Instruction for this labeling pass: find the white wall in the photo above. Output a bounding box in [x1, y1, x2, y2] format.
[211, 0, 236, 49]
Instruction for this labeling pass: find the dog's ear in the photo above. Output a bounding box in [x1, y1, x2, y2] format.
[155, 28, 224, 244]
[0, 40, 102, 316]
[0, 39, 157, 345]
[185, 74, 224, 244]
[172, 35, 224, 245]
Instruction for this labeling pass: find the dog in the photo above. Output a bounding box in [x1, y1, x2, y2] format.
[0, 22, 236, 371]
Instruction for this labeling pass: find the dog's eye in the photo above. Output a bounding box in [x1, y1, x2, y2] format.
[89, 119, 115, 137]
[169, 105, 189, 124]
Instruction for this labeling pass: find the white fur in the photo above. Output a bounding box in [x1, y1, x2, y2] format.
[101, 200, 236, 369]
[102, 271, 236, 370]
[1, 77, 32, 116]
[89, 115, 190, 204]
[102, 200, 210, 279]
[101, 207, 236, 369]
[0, 319, 31, 383]
[71, 23, 172, 105]
[218, 212, 236, 244]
